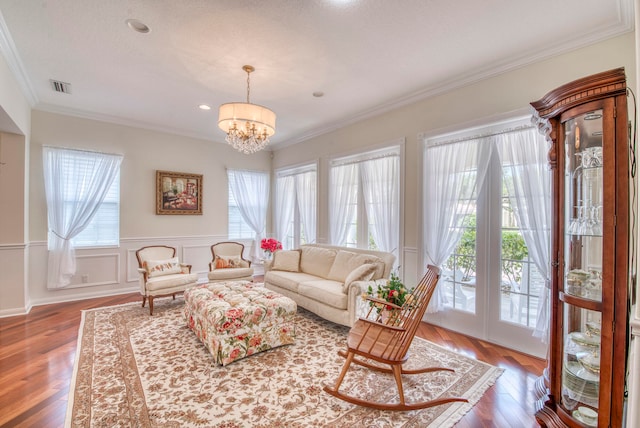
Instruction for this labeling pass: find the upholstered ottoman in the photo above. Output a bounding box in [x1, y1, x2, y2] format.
[183, 281, 297, 365]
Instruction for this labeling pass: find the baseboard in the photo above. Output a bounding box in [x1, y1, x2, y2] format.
[28, 286, 140, 310]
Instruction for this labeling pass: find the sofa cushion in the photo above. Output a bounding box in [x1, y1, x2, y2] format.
[298, 279, 348, 310]
[327, 250, 359, 282]
[272, 250, 301, 272]
[145, 272, 198, 291]
[265, 271, 320, 293]
[146, 257, 182, 277]
[300, 246, 337, 278]
[348, 254, 385, 280]
[343, 263, 378, 292]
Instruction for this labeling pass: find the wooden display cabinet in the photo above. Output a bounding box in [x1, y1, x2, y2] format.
[531, 68, 630, 427]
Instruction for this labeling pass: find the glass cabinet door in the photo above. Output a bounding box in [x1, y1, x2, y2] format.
[560, 303, 601, 426]
[564, 110, 603, 302]
[560, 109, 604, 426]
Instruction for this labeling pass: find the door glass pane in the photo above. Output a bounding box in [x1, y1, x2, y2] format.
[443, 213, 477, 313]
[500, 172, 543, 326]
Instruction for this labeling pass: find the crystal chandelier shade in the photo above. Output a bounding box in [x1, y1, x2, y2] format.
[218, 66, 276, 154]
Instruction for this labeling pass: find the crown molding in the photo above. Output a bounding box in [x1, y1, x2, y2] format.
[0, 9, 37, 106]
[34, 102, 226, 143]
[273, 0, 634, 149]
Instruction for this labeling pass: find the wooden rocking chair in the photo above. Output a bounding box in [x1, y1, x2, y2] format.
[323, 265, 469, 411]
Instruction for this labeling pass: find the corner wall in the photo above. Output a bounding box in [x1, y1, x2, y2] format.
[0, 47, 30, 316]
[20, 111, 271, 312]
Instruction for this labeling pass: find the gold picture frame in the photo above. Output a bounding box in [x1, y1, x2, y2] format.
[156, 170, 203, 215]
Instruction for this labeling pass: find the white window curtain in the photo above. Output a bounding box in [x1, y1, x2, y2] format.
[423, 139, 493, 312]
[43, 147, 123, 289]
[329, 163, 358, 245]
[227, 169, 269, 261]
[496, 128, 551, 342]
[275, 175, 295, 247]
[295, 170, 317, 244]
[360, 155, 399, 255]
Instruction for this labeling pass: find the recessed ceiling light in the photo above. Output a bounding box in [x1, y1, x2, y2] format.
[312, 91, 324, 98]
[126, 19, 151, 34]
[198, 104, 211, 110]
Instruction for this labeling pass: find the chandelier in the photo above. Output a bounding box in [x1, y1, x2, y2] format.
[218, 65, 276, 154]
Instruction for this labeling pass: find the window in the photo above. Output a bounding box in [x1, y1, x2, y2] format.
[45, 148, 121, 249]
[71, 172, 120, 247]
[329, 145, 401, 255]
[228, 189, 255, 239]
[275, 164, 317, 249]
[227, 169, 269, 241]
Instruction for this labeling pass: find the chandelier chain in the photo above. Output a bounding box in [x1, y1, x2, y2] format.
[246, 70, 251, 104]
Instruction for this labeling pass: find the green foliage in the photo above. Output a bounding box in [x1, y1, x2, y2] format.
[445, 215, 476, 280]
[366, 271, 412, 313]
[445, 214, 529, 284]
[501, 230, 528, 283]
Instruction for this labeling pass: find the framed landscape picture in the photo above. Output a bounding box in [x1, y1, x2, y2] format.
[156, 170, 203, 215]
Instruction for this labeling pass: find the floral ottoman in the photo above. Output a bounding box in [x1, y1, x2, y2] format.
[183, 281, 297, 365]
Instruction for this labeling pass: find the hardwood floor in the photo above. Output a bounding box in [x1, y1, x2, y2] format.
[0, 292, 545, 428]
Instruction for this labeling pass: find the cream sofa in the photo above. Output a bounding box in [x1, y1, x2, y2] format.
[263, 244, 396, 327]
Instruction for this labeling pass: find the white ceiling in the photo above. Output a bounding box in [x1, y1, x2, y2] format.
[0, 0, 634, 149]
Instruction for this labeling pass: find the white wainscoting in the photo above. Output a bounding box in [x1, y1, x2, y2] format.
[22, 235, 254, 313]
[0, 243, 28, 317]
[402, 246, 419, 286]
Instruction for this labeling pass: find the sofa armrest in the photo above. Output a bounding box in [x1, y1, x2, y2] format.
[263, 259, 273, 272]
[180, 263, 192, 273]
[346, 279, 370, 295]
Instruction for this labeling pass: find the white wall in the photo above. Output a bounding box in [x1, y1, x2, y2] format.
[20, 111, 271, 311]
[0, 48, 30, 316]
[273, 32, 636, 287]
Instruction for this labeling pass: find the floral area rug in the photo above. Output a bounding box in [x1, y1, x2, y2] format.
[66, 297, 503, 427]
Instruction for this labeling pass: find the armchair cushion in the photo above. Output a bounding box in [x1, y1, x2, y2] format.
[272, 250, 301, 272]
[208, 267, 254, 281]
[145, 272, 199, 292]
[146, 257, 182, 278]
[215, 255, 242, 269]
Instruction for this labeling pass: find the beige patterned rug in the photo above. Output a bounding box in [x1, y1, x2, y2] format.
[66, 297, 503, 427]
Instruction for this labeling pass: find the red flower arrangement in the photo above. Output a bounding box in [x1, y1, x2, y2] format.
[260, 238, 282, 255]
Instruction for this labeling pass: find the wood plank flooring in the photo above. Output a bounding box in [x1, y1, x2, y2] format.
[0, 292, 545, 427]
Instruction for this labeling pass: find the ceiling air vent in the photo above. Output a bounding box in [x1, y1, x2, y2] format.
[50, 79, 71, 94]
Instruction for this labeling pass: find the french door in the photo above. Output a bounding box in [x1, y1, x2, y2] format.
[427, 149, 547, 358]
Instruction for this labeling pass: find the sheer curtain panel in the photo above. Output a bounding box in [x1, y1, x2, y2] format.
[275, 175, 295, 247]
[43, 147, 123, 289]
[227, 169, 269, 261]
[423, 139, 492, 312]
[329, 163, 358, 246]
[361, 155, 399, 255]
[496, 128, 551, 342]
[295, 170, 317, 244]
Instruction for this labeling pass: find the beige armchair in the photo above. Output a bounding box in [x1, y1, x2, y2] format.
[208, 241, 254, 283]
[136, 245, 198, 315]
